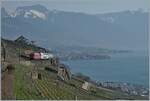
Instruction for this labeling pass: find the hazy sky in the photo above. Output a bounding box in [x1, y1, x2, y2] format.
[1, 0, 149, 14]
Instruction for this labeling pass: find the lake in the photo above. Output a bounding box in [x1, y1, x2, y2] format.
[61, 51, 149, 87]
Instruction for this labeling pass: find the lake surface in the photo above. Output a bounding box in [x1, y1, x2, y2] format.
[61, 52, 149, 87]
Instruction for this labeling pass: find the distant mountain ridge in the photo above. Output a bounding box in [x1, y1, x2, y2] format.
[1, 4, 148, 50]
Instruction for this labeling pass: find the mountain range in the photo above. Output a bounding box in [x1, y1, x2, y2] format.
[1, 4, 148, 50]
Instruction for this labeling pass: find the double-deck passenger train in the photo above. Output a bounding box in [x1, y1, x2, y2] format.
[30, 52, 54, 60]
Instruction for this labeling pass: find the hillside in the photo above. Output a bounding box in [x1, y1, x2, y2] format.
[1, 5, 148, 50]
[1, 37, 148, 100]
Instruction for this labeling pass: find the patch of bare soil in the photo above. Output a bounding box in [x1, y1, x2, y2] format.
[1, 69, 14, 99]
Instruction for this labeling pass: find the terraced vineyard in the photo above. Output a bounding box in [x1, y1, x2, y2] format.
[12, 64, 98, 100]
[2, 37, 148, 100]
[13, 64, 91, 100]
[12, 64, 148, 100]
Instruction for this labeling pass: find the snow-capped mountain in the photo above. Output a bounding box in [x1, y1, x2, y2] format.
[11, 9, 47, 20]
[1, 4, 148, 50]
[10, 4, 49, 20]
[96, 10, 147, 24]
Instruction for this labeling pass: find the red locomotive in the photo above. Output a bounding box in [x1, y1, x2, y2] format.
[30, 52, 54, 60]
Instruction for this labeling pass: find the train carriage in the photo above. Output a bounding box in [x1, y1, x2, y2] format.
[30, 52, 54, 60]
[30, 52, 41, 60]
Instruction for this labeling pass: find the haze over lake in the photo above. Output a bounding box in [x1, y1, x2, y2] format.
[62, 51, 149, 87]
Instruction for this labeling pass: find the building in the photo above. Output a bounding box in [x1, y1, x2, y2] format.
[82, 81, 92, 90]
[57, 64, 71, 81]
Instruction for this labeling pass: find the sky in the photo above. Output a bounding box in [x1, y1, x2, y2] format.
[1, 0, 149, 14]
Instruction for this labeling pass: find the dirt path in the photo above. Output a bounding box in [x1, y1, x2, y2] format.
[1, 69, 14, 99]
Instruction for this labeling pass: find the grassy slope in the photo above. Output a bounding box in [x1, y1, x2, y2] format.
[13, 64, 101, 100]
[13, 64, 148, 100]
[2, 38, 148, 100]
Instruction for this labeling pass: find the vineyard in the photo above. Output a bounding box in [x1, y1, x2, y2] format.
[2, 37, 148, 100]
[11, 64, 147, 100]
[2, 38, 118, 100]
[13, 64, 100, 100]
